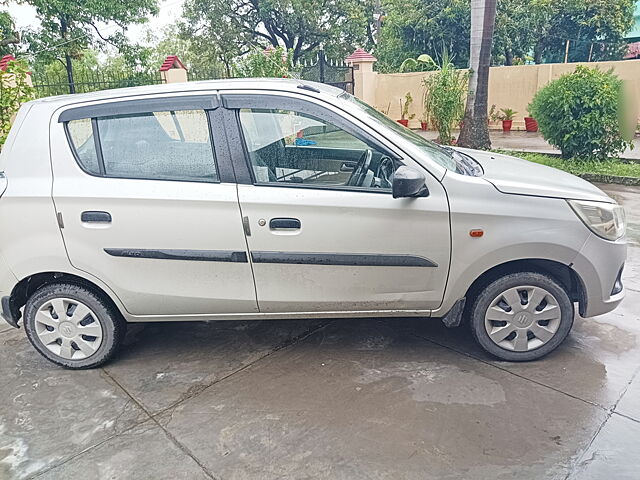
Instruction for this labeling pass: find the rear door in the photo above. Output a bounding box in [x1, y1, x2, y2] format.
[51, 95, 258, 317]
[222, 93, 451, 314]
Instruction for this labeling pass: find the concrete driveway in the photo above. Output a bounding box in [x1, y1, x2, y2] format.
[1, 184, 639, 479]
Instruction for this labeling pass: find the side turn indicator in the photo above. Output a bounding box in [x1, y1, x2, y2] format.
[469, 229, 484, 238]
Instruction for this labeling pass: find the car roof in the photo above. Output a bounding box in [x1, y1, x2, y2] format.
[29, 78, 345, 109]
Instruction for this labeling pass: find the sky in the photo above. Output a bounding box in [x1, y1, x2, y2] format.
[7, 0, 186, 45]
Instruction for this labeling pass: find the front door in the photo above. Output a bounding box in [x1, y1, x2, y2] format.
[52, 96, 258, 317]
[223, 93, 451, 313]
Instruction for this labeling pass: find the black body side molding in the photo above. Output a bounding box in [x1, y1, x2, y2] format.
[104, 249, 248, 263]
[250, 251, 437, 267]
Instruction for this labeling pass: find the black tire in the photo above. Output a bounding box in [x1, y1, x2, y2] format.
[469, 272, 574, 362]
[23, 283, 125, 369]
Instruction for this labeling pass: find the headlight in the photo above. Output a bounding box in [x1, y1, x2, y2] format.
[567, 199, 626, 241]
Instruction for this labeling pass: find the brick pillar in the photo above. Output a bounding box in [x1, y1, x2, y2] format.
[159, 55, 188, 84]
[345, 49, 378, 106]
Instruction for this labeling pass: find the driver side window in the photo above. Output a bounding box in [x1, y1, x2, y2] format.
[238, 108, 394, 191]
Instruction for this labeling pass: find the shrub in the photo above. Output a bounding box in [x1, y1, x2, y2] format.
[233, 47, 296, 78]
[422, 52, 467, 145]
[529, 66, 632, 161]
[0, 58, 35, 146]
[399, 92, 415, 120]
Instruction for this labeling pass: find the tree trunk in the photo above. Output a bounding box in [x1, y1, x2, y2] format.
[505, 47, 513, 66]
[64, 53, 75, 94]
[457, 0, 497, 150]
[60, 16, 75, 94]
[533, 42, 543, 64]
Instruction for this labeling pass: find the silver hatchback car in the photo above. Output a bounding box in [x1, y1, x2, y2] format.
[0, 79, 626, 368]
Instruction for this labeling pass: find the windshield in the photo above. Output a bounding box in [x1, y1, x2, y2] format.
[339, 92, 482, 176]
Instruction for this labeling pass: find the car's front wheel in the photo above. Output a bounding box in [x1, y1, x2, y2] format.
[469, 272, 574, 361]
[23, 283, 125, 369]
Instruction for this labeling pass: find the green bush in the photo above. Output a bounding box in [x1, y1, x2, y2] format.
[233, 47, 296, 78]
[529, 66, 632, 161]
[0, 59, 35, 146]
[422, 51, 468, 145]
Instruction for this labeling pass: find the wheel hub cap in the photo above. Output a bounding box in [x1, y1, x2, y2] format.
[513, 312, 533, 328]
[484, 285, 562, 352]
[34, 298, 103, 360]
[59, 321, 77, 338]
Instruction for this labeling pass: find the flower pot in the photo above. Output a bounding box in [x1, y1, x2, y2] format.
[420, 121, 428, 131]
[397, 119, 409, 127]
[524, 116, 538, 132]
[502, 120, 513, 132]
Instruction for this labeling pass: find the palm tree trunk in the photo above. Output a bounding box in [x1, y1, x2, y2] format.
[457, 0, 497, 150]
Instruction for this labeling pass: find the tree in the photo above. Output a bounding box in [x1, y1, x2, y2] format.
[378, 0, 634, 71]
[492, 0, 537, 65]
[181, 0, 374, 63]
[457, 0, 497, 150]
[528, 0, 634, 64]
[141, 25, 227, 78]
[0, 11, 20, 55]
[233, 47, 295, 78]
[375, 0, 471, 71]
[22, 0, 158, 93]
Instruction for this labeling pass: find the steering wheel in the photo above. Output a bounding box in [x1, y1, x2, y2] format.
[375, 156, 395, 189]
[347, 149, 373, 187]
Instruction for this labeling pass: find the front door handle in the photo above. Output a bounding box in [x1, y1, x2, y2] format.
[269, 217, 301, 230]
[81, 211, 112, 223]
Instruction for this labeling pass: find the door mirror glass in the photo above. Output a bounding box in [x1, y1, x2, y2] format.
[392, 166, 429, 198]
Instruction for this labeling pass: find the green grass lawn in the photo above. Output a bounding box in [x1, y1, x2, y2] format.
[499, 151, 640, 178]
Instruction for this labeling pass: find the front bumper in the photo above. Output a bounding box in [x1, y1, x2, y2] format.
[572, 233, 627, 317]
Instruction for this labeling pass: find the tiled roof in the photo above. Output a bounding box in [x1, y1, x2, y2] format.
[345, 48, 377, 62]
[159, 55, 187, 72]
[625, 42, 640, 59]
[0, 54, 16, 71]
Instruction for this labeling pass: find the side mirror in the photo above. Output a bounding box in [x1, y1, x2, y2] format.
[392, 166, 429, 198]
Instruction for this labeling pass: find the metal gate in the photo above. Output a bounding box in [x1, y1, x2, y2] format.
[296, 50, 354, 93]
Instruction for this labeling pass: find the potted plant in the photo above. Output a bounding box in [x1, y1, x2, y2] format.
[397, 92, 415, 127]
[421, 49, 468, 144]
[488, 104, 500, 126]
[524, 112, 538, 132]
[419, 91, 429, 130]
[499, 108, 517, 132]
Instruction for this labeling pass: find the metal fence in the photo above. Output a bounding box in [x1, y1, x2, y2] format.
[29, 50, 354, 99]
[187, 50, 355, 93]
[296, 51, 354, 93]
[187, 65, 228, 82]
[31, 70, 165, 98]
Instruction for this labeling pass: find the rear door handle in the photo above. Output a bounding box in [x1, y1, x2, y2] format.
[81, 211, 112, 223]
[269, 217, 301, 229]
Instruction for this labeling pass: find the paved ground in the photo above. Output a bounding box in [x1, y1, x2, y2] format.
[418, 130, 640, 160]
[1, 184, 640, 479]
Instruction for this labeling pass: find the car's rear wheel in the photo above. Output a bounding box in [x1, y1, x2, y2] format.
[469, 272, 574, 361]
[23, 283, 125, 369]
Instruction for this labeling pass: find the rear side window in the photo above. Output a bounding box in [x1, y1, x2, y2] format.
[67, 118, 100, 175]
[66, 109, 219, 183]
